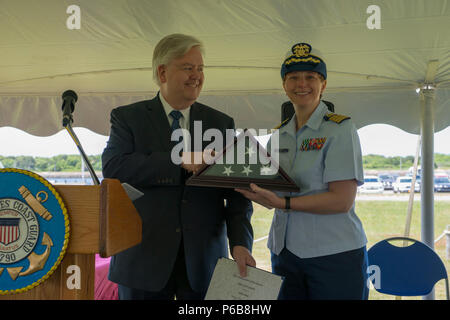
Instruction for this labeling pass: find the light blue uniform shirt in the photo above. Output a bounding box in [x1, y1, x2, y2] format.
[267, 101, 367, 258]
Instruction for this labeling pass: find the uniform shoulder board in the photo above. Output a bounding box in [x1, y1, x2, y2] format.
[272, 118, 290, 130]
[324, 112, 351, 124]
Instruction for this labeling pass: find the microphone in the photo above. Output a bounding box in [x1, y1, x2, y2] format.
[61, 90, 78, 127]
[60, 89, 100, 185]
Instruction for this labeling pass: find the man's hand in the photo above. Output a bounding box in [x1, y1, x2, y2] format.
[232, 245, 256, 277]
[181, 149, 215, 174]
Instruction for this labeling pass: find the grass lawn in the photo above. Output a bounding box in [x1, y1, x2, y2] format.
[250, 200, 450, 300]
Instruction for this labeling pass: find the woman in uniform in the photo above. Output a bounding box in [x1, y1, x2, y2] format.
[236, 42, 369, 300]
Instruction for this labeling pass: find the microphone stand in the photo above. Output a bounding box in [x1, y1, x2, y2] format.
[60, 90, 143, 202]
[64, 122, 100, 186]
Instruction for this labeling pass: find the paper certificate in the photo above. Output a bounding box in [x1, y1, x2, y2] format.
[205, 258, 283, 300]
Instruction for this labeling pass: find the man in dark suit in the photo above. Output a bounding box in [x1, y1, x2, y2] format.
[102, 34, 255, 300]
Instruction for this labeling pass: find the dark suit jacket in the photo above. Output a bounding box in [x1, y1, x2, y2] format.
[102, 94, 254, 292]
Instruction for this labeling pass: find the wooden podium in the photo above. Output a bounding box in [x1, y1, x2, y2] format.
[1, 178, 142, 300]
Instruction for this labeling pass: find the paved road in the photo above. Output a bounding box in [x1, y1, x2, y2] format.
[357, 191, 450, 201]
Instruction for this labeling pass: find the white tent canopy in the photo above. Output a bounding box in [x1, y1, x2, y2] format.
[0, 0, 449, 136]
[1, 1, 449, 299]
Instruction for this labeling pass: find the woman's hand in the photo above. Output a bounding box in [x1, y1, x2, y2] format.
[235, 183, 284, 209]
[237, 180, 358, 214]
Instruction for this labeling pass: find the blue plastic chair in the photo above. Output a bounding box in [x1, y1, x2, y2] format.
[367, 237, 449, 299]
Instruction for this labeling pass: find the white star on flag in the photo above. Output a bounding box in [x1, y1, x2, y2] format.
[241, 165, 253, 176]
[260, 164, 276, 175]
[222, 166, 234, 176]
[245, 146, 256, 157]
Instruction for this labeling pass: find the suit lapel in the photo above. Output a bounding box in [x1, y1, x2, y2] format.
[145, 96, 207, 152]
[189, 103, 205, 152]
[145, 94, 172, 151]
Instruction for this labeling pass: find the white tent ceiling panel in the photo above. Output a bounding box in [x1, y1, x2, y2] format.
[0, 0, 449, 136]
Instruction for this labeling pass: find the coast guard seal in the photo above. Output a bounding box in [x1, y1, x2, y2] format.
[0, 168, 69, 295]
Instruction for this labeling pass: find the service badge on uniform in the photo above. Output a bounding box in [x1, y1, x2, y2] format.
[300, 137, 327, 151]
[0, 168, 69, 295]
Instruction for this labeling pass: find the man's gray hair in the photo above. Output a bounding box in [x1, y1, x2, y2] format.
[152, 34, 204, 85]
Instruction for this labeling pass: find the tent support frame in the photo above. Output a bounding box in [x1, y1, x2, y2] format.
[420, 87, 436, 300]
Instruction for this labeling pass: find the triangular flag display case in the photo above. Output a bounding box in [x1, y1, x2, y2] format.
[187, 129, 299, 192]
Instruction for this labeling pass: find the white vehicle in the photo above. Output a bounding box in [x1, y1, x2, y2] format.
[408, 166, 421, 176]
[393, 176, 420, 193]
[359, 175, 384, 193]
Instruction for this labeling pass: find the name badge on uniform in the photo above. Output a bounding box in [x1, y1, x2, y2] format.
[300, 137, 327, 151]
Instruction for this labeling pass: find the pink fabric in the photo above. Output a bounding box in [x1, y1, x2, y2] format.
[94, 254, 118, 300]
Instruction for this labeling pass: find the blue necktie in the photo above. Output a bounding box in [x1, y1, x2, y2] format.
[170, 110, 187, 178]
[170, 110, 183, 145]
[170, 110, 183, 131]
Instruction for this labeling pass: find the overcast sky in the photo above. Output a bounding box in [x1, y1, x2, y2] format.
[0, 124, 449, 158]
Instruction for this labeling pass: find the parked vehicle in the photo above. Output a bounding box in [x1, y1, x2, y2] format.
[434, 176, 450, 192]
[378, 174, 395, 190]
[435, 171, 449, 179]
[359, 175, 384, 193]
[408, 166, 421, 176]
[393, 176, 420, 193]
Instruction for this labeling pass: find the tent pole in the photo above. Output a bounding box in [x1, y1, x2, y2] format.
[420, 87, 435, 300]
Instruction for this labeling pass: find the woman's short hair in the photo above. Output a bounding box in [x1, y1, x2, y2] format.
[152, 34, 204, 85]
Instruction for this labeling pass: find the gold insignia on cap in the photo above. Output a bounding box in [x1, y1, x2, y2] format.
[284, 43, 322, 66]
[293, 43, 311, 57]
[285, 56, 322, 66]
